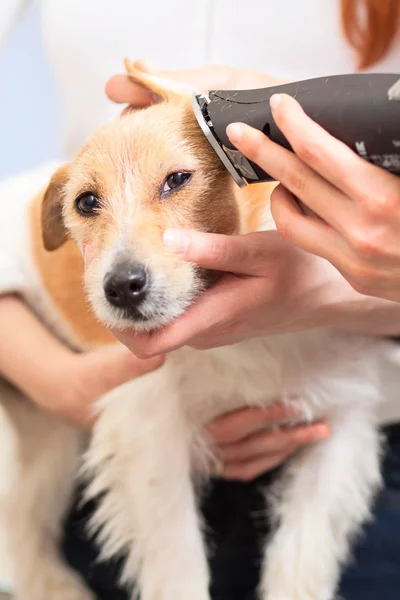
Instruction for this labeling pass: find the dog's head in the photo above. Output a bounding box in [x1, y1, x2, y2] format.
[41, 61, 245, 332]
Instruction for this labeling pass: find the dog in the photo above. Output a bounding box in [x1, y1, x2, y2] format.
[0, 60, 388, 600]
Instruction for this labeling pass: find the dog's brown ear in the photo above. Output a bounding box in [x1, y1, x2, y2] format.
[41, 165, 70, 251]
[124, 58, 196, 102]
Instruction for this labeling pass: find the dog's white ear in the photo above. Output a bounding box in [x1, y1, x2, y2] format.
[124, 58, 196, 102]
[41, 165, 70, 251]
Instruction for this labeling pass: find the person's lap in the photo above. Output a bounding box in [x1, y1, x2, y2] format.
[337, 422, 400, 600]
[62, 424, 400, 600]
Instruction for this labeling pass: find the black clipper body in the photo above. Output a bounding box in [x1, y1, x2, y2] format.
[192, 73, 400, 188]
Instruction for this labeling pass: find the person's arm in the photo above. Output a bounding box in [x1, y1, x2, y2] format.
[0, 294, 163, 428]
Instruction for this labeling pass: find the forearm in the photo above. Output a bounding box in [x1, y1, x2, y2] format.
[315, 258, 400, 337]
[0, 294, 74, 404]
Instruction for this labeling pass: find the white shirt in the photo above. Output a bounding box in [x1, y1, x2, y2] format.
[1, 0, 399, 158]
[0, 0, 400, 426]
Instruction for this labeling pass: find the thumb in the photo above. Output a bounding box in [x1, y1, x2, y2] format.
[82, 344, 164, 395]
[105, 59, 166, 106]
[163, 229, 283, 276]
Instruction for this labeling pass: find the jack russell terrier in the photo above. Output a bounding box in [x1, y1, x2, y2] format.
[0, 61, 389, 600]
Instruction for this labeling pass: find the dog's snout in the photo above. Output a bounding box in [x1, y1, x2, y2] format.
[104, 263, 149, 310]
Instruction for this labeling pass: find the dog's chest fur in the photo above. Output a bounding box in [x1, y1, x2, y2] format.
[148, 331, 379, 427]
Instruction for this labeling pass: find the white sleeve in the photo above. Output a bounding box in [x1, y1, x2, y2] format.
[0, 161, 62, 297]
[0, 2, 56, 297]
[0, 0, 31, 51]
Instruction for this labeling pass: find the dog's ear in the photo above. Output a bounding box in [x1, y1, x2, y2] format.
[124, 58, 196, 102]
[41, 165, 70, 251]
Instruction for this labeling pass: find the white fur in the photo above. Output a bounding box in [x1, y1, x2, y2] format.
[83, 332, 383, 600]
[0, 164, 393, 600]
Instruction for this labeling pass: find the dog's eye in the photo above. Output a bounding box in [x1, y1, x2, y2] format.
[162, 172, 192, 196]
[75, 193, 101, 216]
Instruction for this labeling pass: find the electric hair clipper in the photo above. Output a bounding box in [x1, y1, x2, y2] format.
[192, 73, 400, 188]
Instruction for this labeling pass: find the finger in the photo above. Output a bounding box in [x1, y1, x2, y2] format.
[113, 273, 259, 358]
[112, 276, 238, 357]
[105, 74, 154, 106]
[272, 186, 400, 293]
[221, 449, 296, 482]
[227, 122, 352, 232]
[270, 183, 352, 267]
[163, 228, 287, 276]
[217, 422, 330, 462]
[222, 425, 330, 481]
[220, 421, 330, 462]
[105, 62, 198, 105]
[207, 405, 301, 444]
[270, 183, 388, 288]
[269, 93, 387, 199]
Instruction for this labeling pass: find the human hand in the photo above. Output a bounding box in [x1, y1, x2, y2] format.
[207, 404, 330, 481]
[39, 345, 163, 429]
[226, 93, 400, 302]
[113, 229, 343, 358]
[105, 59, 282, 107]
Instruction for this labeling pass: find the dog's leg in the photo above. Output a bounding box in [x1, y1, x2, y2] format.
[85, 371, 210, 600]
[259, 408, 382, 600]
[0, 380, 93, 600]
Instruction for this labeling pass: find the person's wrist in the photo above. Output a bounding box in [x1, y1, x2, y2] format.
[303, 254, 388, 333]
[290, 253, 354, 331]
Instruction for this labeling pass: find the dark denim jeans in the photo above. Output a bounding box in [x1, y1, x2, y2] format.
[63, 424, 400, 600]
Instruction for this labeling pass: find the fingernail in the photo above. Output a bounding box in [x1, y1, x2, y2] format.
[270, 94, 281, 109]
[227, 123, 243, 144]
[163, 229, 190, 255]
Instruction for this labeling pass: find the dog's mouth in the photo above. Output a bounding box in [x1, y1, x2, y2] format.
[98, 262, 220, 332]
[108, 293, 172, 326]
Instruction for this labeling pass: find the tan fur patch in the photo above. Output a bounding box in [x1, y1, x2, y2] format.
[29, 191, 114, 348]
[240, 182, 278, 233]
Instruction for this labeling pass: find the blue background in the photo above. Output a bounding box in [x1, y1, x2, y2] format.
[0, 3, 61, 180]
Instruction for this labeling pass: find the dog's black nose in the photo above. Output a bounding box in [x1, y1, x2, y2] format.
[104, 263, 149, 309]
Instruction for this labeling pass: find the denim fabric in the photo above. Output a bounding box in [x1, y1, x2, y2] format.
[62, 424, 400, 600]
[337, 423, 400, 600]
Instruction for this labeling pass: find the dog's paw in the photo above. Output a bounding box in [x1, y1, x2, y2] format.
[262, 594, 332, 600]
[139, 580, 211, 600]
[261, 587, 334, 600]
[260, 564, 334, 600]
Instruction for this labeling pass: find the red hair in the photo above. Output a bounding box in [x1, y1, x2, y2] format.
[341, 0, 400, 69]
